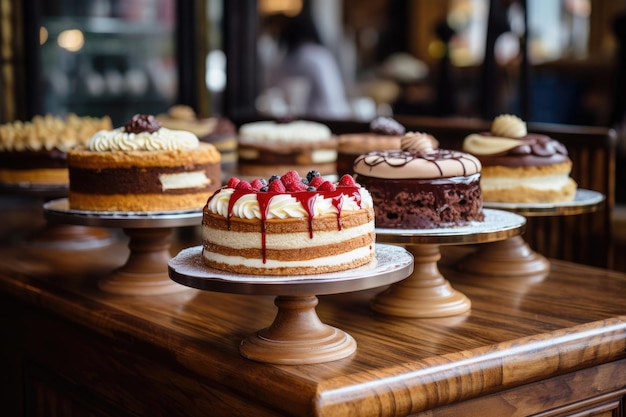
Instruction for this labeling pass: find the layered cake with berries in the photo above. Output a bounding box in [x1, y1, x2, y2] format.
[67, 114, 221, 212]
[338, 117, 426, 177]
[237, 120, 337, 178]
[202, 170, 375, 275]
[0, 114, 112, 186]
[462, 114, 576, 203]
[156, 105, 238, 171]
[353, 132, 484, 229]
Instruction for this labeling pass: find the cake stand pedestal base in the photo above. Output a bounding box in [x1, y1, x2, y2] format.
[457, 236, 550, 278]
[371, 245, 471, 318]
[99, 228, 190, 296]
[240, 295, 356, 365]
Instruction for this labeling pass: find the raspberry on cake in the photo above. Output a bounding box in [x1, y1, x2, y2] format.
[201, 170, 375, 275]
[67, 114, 222, 212]
[462, 114, 577, 203]
[0, 114, 112, 186]
[237, 120, 337, 178]
[353, 132, 484, 229]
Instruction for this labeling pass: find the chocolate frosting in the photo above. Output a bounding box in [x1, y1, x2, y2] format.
[124, 114, 161, 134]
[370, 117, 406, 135]
[477, 132, 570, 167]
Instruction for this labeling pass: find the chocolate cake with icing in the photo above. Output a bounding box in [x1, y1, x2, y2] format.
[156, 105, 237, 171]
[237, 120, 337, 178]
[201, 170, 375, 275]
[353, 132, 484, 229]
[67, 114, 221, 212]
[463, 114, 576, 203]
[0, 114, 112, 186]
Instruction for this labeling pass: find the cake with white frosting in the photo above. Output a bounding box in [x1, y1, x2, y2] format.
[67, 114, 221, 212]
[463, 114, 576, 203]
[201, 169, 375, 275]
[353, 132, 484, 229]
[0, 114, 112, 186]
[237, 120, 337, 178]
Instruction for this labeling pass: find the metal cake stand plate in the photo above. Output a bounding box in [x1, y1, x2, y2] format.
[374, 208, 526, 318]
[457, 189, 604, 278]
[0, 182, 113, 249]
[44, 198, 202, 296]
[168, 245, 414, 365]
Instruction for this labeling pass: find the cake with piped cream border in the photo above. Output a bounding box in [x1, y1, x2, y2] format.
[0, 114, 112, 186]
[353, 132, 484, 229]
[67, 114, 221, 212]
[462, 114, 576, 203]
[237, 120, 337, 178]
[201, 170, 375, 275]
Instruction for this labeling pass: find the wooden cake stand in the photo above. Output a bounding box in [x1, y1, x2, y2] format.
[44, 198, 201, 296]
[457, 189, 604, 278]
[373, 208, 526, 318]
[168, 245, 413, 365]
[0, 182, 113, 249]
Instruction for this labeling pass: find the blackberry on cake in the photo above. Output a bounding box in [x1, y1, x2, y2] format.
[353, 132, 484, 229]
[462, 114, 577, 203]
[67, 114, 222, 212]
[201, 170, 375, 275]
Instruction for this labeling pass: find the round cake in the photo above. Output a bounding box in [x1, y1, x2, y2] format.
[156, 105, 237, 171]
[68, 114, 222, 212]
[337, 117, 409, 177]
[201, 170, 375, 275]
[237, 120, 337, 178]
[0, 114, 112, 186]
[462, 114, 577, 203]
[353, 132, 484, 229]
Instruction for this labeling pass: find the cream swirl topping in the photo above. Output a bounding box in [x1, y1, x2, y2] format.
[491, 114, 527, 138]
[401, 132, 436, 153]
[87, 127, 199, 152]
[207, 187, 373, 220]
[462, 114, 528, 155]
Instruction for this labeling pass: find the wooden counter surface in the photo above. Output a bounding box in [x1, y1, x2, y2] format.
[1, 199, 625, 416]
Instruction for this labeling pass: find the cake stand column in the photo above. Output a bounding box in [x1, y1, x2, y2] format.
[99, 227, 190, 296]
[240, 295, 357, 365]
[370, 244, 471, 318]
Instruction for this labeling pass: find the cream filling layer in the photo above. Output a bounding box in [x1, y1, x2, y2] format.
[159, 171, 210, 190]
[202, 222, 374, 250]
[202, 245, 374, 269]
[481, 174, 571, 191]
[311, 149, 338, 163]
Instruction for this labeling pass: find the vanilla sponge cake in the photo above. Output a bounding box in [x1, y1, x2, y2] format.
[68, 114, 221, 212]
[202, 170, 375, 275]
[237, 120, 337, 177]
[463, 114, 576, 203]
[353, 133, 484, 229]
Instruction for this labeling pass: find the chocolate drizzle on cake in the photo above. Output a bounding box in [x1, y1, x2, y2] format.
[124, 114, 161, 134]
[354, 149, 480, 176]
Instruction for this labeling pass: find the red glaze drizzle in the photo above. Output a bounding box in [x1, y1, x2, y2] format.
[213, 186, 362, 263]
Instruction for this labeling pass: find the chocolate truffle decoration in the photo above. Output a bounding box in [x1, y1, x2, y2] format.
[124, 114, 161, 134]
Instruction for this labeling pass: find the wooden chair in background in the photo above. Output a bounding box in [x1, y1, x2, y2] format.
[325, 116, 618, 269]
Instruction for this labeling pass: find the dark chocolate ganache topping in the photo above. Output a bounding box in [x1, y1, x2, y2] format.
[475, 132, 570, 167]
[124, 114, 161, 134]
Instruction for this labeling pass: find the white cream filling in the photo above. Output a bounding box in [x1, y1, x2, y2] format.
[203, 222, 374, 250]
[203, 245, 374, 269]
[159, 171, 210, 190]
[481, 174, 571, 191]
[311, 149, 338, 163]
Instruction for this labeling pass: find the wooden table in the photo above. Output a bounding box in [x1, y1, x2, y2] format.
[1, 201, 626, 417]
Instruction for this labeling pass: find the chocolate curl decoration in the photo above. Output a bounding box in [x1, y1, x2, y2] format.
[124, 114, 161, 134]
